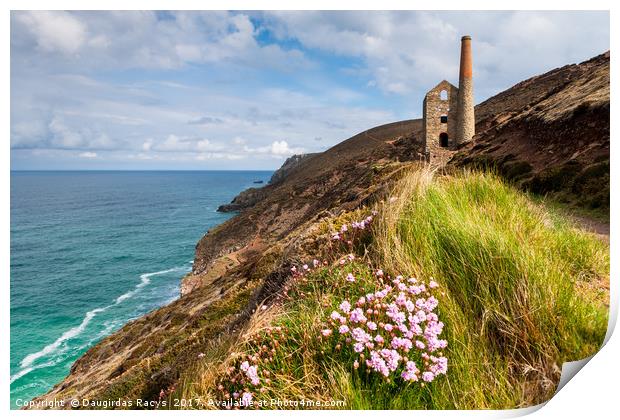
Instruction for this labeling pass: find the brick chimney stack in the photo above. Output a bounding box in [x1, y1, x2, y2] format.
[455, 35, 475, 144]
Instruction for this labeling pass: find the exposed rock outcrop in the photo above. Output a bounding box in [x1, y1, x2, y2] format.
[269, 153, 319, 185]
[216, 187, 266, 212]
[216, 153, 320, 213]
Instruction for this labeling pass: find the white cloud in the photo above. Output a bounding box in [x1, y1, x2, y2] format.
[15, 11, 87, 55]
[156, 134, 187, 152]
[78, 152, 97, 158]
[49, 117, 85, 148]
[9, 11, 609, 170]
[11, 11, 313, 71]
[270, 140, 297, 156]
[142, 139, 153, 151]
[264, 11, 609, 99]
[152, 135, 221, 153]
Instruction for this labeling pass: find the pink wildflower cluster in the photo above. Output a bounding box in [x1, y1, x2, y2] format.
[325, 274, 448, 384]
[331, 211, 378, 243]
[290, 258, 324, 280]
[215, 326, 287, 409]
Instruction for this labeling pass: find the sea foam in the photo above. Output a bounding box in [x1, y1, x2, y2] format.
[13, 265, 187, 383]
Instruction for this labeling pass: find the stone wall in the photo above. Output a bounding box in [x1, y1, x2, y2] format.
[455, 36, 475, 144]
[423, 80, 459, 155]
[455, 77, 475, 144]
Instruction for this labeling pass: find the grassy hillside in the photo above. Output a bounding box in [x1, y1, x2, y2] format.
[172, 169, 608, 410]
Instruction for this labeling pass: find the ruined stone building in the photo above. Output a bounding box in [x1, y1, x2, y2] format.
[423, 36, 475, 160]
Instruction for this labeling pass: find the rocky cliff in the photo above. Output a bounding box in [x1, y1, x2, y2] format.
[268, 153, 319, 185]
[32, 52, 609, 408]
[452, 51, 610, 209]
[216, 153, 319, 213]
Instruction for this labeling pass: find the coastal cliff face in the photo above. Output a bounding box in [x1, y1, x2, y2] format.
[216, 154, 319, 212]
[33, 52, 609, 407]
[268, 153, 319, 185]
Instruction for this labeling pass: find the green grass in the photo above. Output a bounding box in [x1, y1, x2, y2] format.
[373, 169, 608, 408]
[174, 169, 609, 409]
[533, 194, 610, 225]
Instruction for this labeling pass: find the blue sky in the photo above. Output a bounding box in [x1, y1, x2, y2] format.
[10, 11, 609, 170]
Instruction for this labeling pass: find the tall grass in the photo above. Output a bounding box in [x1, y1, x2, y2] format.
[174, 168, 608, 409]
[372, 168, 608, 407]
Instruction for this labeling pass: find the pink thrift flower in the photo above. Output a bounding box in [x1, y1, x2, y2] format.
[339, 325, 350, 334]
[241, 392, 253, 406]
[402, 370, 418, 381]
[351, 327, 371, 343]
[321, 329, 333, 337]
[406, 360, 418, 372]
[426, 296, 439, 311]
[339, 300, 352, 313]
[422, 372, 435, 382]
[346, 273, 356, 282]
[405, 300, 416, 312]
[350, 308, 367, 323]
[245, 365, 260, 385]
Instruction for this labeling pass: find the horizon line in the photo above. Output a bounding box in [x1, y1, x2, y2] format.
[10, 169, 276, 172]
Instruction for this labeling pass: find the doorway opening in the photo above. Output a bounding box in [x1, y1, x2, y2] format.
[439, 132, 449, 148]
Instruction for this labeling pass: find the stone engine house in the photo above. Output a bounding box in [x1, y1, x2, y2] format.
[423, 35, 475, 160]
[423, 80, 459, 150]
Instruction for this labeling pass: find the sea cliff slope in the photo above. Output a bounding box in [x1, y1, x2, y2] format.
[31, 52, 609, 407]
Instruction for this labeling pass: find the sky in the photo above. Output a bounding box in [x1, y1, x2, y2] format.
[10, 10, 609, 170]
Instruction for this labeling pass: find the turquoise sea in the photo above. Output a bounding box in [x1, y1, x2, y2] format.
[10, 170, 271, 408]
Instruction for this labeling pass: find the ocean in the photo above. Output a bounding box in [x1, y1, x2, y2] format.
[9, 170, 271, 408]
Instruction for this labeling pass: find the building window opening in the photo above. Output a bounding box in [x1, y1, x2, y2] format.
[439, 132, 449, 148]
[440, 115, 448, 123]
[440, 90, 448, 100]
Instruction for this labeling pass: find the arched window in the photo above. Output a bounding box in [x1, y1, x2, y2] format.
[440, 90, 448, 101]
